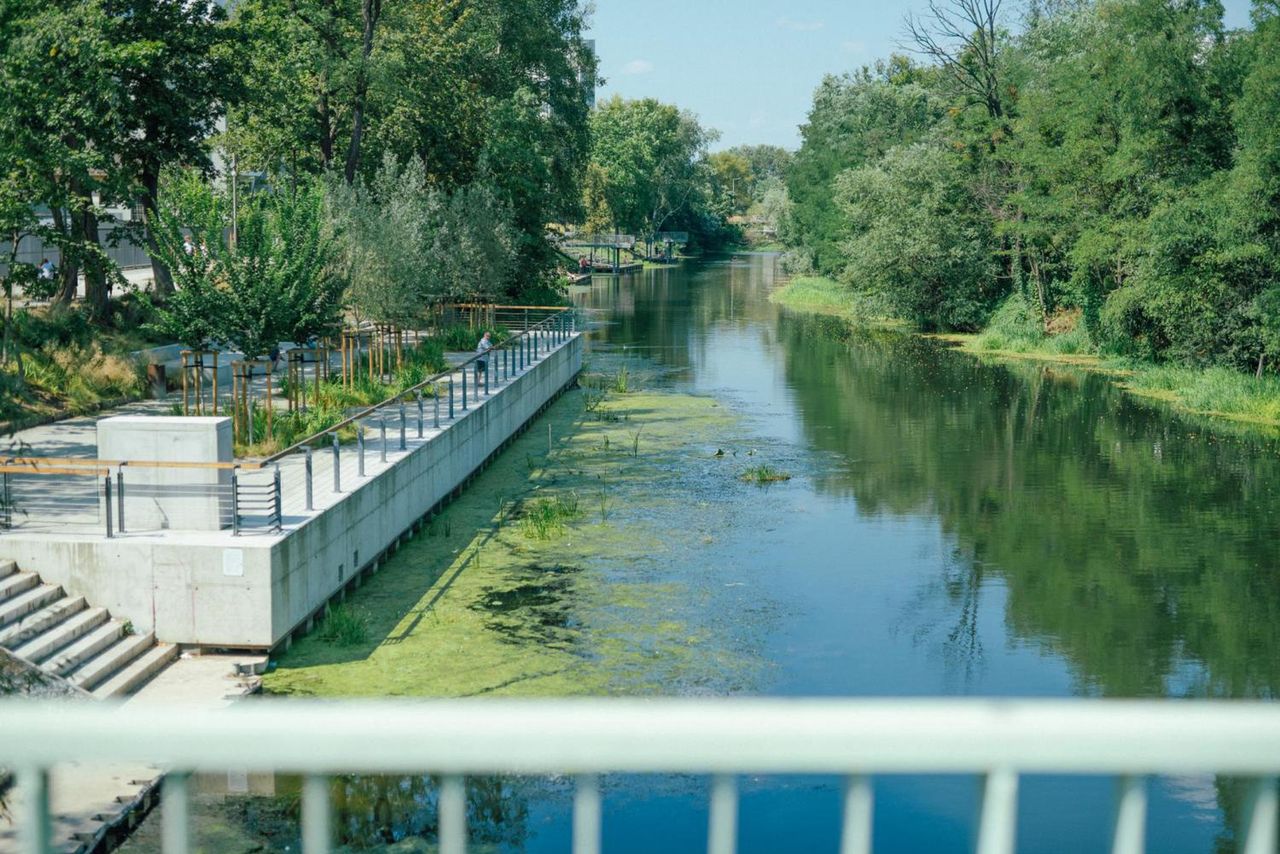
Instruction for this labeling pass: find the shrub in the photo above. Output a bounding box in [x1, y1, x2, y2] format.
[317, 604, 369, 646]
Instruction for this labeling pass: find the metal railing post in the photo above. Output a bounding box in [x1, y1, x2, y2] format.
[434, 388, 441, 428]
[304, 448, 314, 511]
[399, 401, 407, 450]
[1, 472, 10, 530]
[116, 467, 125, 534]
[18, 766, 50, 854]
[483, 360, 489, 395]
[380, 419, 388, 462]
[103, 476, 113, 539]
[231, 468, 241, 535]
[331, 433, 341, 493]
[449, 378, 455, 418]
[357, 425, 366, 477]
[462, 369, 468, 410]
[272, 464, 283, 531]
[417, 393, 425, 438]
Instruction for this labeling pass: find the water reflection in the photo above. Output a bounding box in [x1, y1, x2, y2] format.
[773, 310, 1280, 699]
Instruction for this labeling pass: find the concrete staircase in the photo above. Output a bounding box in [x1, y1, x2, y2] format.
[0, 560, 177, 699]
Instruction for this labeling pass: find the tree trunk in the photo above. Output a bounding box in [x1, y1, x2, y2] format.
[1258, 352, 1266, 378]
[50, 206, 79, 306]
[318, 88, 334, 170]
[80, 203, 109, 320]
[343, 0, 381, 183]
[141, 168, 174, 298]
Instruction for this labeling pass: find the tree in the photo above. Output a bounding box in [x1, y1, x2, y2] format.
[708, 152, 753, 216]
[0, 0, 129, 319]
[106, 0, 240, 298]
[787, 59, 942, 273]
[329, 154, 433, 327]
[834, 137, 1000, 330]
[150, 173, 343, 357]
[581, 163, 614, 234]
[588, 96, 715, 239]
[905, 0, 1007, 120]
[424, 182, 518, 305]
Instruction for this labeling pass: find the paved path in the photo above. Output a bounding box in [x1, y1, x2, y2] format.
[5, 334, 561, 539]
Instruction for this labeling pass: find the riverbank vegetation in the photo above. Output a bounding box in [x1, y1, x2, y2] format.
[778, 0, 1280, 384]
[0, 0, 596, 425]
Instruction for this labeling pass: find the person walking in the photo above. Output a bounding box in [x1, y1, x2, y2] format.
[38, 258, 54, 281]
[475, 330, 492, 388]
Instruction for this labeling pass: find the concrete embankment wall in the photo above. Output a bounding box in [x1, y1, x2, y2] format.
[2, 336, 583, 649]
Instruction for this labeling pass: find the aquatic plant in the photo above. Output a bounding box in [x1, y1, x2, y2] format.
[520, 492, 582, 540]
[612, 365, 631, 393]
[740, 465, 792, 485]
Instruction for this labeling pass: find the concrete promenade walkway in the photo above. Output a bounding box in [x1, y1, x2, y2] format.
[4, 334, 561, 536]
[0, 328, 576, 852]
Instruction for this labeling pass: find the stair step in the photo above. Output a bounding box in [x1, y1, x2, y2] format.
[0, 571, 39, 602]
[0, 559, 15, 579]
[70, 632, 156, 691]
[92, 643, 178, 699]
[0, 584, 63, 628]
[0, 596, 86, 648]
[44, 622, 124, 676]
[13, 607, 108, 663]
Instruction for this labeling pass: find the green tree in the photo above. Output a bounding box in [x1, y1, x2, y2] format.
[107, 0, 240, 298]
[707, 152, 753, 216]
[150, 174, 342, 357]
[587, 96, 716, 239]
[834, 137, 1000, 330]
[329, 154, 433, 327]
[787, 58, 942, 272]
[0, 0, 128, 318]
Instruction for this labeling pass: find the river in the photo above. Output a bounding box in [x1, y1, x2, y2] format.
[124, 252, 1280, 853]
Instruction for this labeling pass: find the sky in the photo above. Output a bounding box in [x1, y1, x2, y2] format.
[585, 0, 1258, 152]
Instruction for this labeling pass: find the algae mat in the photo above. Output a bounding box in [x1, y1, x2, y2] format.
[265, 381, 787, 698]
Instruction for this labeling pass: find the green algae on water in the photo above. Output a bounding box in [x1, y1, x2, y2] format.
[264, 384, 770, 699]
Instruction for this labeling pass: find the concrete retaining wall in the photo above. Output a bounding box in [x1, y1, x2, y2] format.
[1, 335, 582, 649]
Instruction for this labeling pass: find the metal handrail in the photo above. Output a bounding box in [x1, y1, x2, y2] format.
[259, 308, 574, 465]
[0, 309, 574, 476]
[1, 699, 1278, 854]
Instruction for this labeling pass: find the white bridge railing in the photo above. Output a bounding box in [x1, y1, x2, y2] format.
[2, 699, 1279, 854]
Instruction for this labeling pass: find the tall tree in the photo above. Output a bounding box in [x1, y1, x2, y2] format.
[107, 0, 239, 298]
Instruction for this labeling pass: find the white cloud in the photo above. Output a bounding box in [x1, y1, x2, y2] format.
[623, 59, 653, 75]
[842, 40, 866, 54]
[776, 17, 825, 32]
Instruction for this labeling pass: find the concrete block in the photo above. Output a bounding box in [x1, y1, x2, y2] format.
[98, 416, 232, 532]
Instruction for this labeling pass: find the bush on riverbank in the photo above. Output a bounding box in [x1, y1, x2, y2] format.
[973, 294, 1090, 357]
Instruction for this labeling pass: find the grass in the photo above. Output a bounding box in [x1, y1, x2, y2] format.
[740, 464, 792, 485]
[1121, 365, 1280, 424]
[612, 365, 631, 394]
[317, 604, 369, 646]
[519, 492, 582, 540]
[769, 276, 904, 328]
